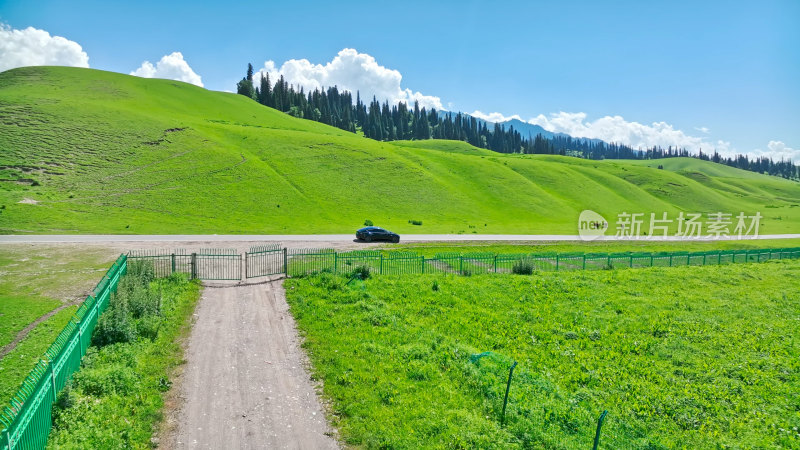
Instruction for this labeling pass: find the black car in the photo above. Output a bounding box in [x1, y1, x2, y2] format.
[356, 226, 400, 243]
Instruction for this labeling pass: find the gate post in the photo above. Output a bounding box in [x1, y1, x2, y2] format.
[240, 253, 244, 281]
[171, 253, 176, 274]
[191, 253, 197, 280]
[283, 248, 288, 275]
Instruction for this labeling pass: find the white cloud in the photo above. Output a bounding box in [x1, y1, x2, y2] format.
[527, 111, 725, 152]
[130, 52, 203, 87]
[694, 126, 710, 134]
[0, 24, 89, 72]
[255, 48, 443, 110]
[469, 110, 522, 123]
[752, 141, 800, 161]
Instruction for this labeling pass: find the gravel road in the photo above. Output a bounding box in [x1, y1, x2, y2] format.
[171, 279, 338, 449]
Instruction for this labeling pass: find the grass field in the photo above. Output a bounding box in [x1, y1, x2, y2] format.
[285, 261, 800, 448]
[1, 67, 799, 235]
[0, 246, 114, 406]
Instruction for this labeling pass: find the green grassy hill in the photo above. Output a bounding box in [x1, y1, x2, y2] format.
[1, 66, 798, 234]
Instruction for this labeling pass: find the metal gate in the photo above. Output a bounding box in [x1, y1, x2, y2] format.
[194, 248, 241, 281]
[245, 244, 285, 278]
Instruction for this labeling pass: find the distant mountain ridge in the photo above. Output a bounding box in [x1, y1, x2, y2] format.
[438, 111, 604, 145]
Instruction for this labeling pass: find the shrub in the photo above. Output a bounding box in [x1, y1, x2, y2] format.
[364, 219, 373, 226]
[92, 295, 135, 347]
[127, 283, 159, 319]
[512, 258, 535, 275]
[51, 383, 75, 429]
[126, 260, 155, 285]
[351, 265, 371, 280]
[74, 365, 139, 396]
[408, 219, 423, 226]
[136, 315, 161, 341]
[432, 280, 440, 291]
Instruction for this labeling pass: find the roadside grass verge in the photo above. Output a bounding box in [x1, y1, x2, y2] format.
[46, 262, 200, 448]
[0, 296, 62, 349]
[0, 246, 115, 405]
[0, 307, 77, 406]
[285, 260, 800, 448]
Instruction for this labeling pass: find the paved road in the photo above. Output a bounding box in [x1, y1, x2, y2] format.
[173, 279, 338, 449]
[2, 234, 799, 243]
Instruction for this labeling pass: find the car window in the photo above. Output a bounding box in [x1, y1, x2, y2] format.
[373, 228, 385, 232]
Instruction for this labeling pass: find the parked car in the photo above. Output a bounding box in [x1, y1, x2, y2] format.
[356, 226, 400, 243]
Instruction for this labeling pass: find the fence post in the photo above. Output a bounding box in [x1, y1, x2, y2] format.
[49, 360, 58, 402]
[334, 252, 338, 274]
[459, 256, 463, 275]
[380, 254, 384, 275]
[650, 254, 654, 267]
[592, 410, 609, 450]
[669, 254, 673, 266]
[171, 253, 176, 274]
[703, 253, 707, 265]
[190, 253, 197, 280]
[494, 255, 498, 273]
[240, 254, 244, 281]
[555, 254, 559, 271]
[283, 248, 288, 275]
[718, 251, 722, 264]
[629, 254, 633, 268]
[78, 326, 84, 353]
[583, 254, 587, 270]
[421, 257, 425, 274]
[607, 254, 611, 268]
[501, 361, 518, 426]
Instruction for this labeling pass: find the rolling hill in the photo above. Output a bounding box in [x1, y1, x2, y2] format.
[0, 66, 798, 235]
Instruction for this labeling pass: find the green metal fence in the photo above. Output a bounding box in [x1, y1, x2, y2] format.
[285, 246, 800, 277]
[127, 246, 800, 280]
[128, 248, 241, 281]
[0, 254, 127, 450]
[246, 245, 285, 278]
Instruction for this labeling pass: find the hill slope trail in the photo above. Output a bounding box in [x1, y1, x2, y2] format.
[171, 280, 337, 449]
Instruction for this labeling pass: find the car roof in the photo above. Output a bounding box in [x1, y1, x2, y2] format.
[358, 226, 381, 230]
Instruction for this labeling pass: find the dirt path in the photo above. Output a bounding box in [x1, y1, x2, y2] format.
[171, 279, 338, 449]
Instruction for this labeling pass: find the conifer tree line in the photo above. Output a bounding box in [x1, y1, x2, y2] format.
[236, 64, 799, 180]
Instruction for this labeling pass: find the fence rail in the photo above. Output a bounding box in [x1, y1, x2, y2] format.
[285, 247, 800, 277]
[0, 254, 127, 450]
[125, 247, 800, 281]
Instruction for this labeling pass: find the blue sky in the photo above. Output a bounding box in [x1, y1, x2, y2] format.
[1, 0, 798, 158]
